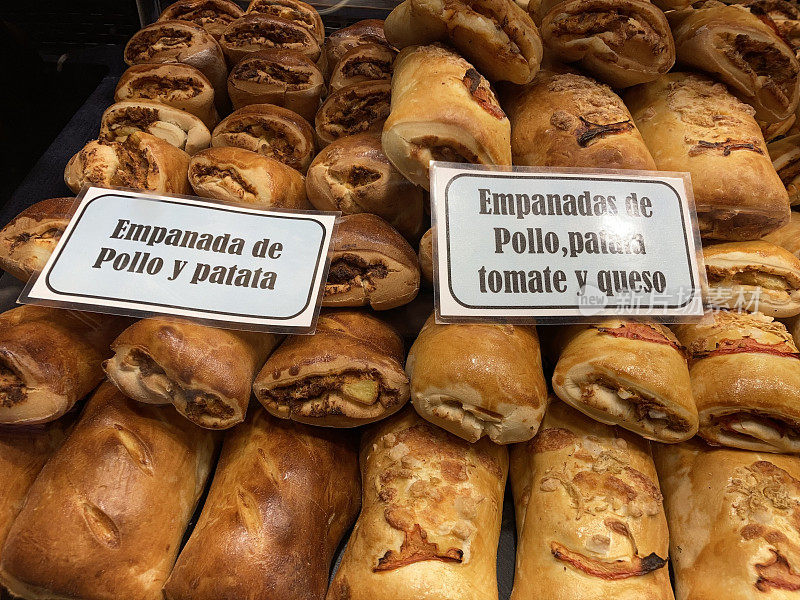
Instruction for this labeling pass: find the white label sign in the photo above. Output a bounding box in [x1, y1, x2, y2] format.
[430, 164, 705, 322]
[20, 188, 337, 333]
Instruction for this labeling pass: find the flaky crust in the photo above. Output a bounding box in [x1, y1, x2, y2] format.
[552, 320, 698, 442]
[188, 146, 308, 208]
[315, 80, 392, 147]
[382, 44, 512, 190]
[501, 68, 656, 169]
[327, 408, 508, 600]
[625, 73, 790, 240]
[406, 315, 548, 444]
[164, 408, 359, 600]
[159, 0, 244, 38]
[0, 383, 216, 600]
[245, 0, 325, 45]
[253, 310, 410, 427]
[768, 133, 800, 205]
[763, 211, 800, 257]
[654, 440, 800, 600]
[325, 20, 391, 73]
[330, 43, 396, 92]
[219, 13, 321, 64]
[510, 401, 673, 600]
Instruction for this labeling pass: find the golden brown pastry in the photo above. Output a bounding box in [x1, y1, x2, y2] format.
[219, 13, 321, 64]
[384, 0, 543, 84]
[0, 383, 216, 600]
[763, 210, 800, 257]
[0, 306, 128, 426]
[406, 316, 548, 444]
[114, 63, 219, 129]
[329, 43, 397, 92]
[245, 0, 325, 45]
[64, 131, 191, 195]
[669, 3, 800, 123]
[315, 79, 392, 147]
[104, 317, 281, 429]
[382, 44, 512, 190]
[327, 408, 508, 600]
[123, 20, 228, 110]
[551, 319, 698, 443]
[0, 198, 72, 282]
[769, 133, 800, 205]
[163, 408, 359, 600]
[540, 0, 675, 88]
[776, 18, 800, 61]
[654, 439, 800, 600]
[306, 133, 424, 241]
[626, 72, 790, 241]
[325, 19, 391, 73]
[211, 103, 316, 173]
[761, 114, 797, 143]
[674, 309, 800, 453]
[502, 68, 656, 169]
[418, 227, 433, 285]
[510, 400, 673, 600]
[227, 49, 325, 121]
[158, 0, 244, 38]
[99, 100, 211, 155]
[324, 214, 420, 310]
[188, 146, 308, 208]
[254, 310, 410, 427]
[703, 241, 800, 317]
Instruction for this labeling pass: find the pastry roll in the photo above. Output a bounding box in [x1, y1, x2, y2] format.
[329, 43, 396, 92]
[0, 306, 128, 426]
[158, 0, 244, 38]
[114, 63, 219, 129]
[163, 408, 359, 600]
[306, 133, 424, 241]
[382, 44, 512, 190]
[761, 114, 797, 143]
[551, 319, 698, 443]
[653, 440, 800, 599]
[776, 18, 800, 61]
[0, 197, 72, 282]
[769, 133, 800, 205]
[540, 0, 675, 88]
[327, 408, 508, 600]
[227, 49, 325, 120]
[315, 79, 392, 146]
[253, 310, 410, 427]
[763, 211, 800, 257]
[625, 73, 790, 241]
[703, 241, 800, 317]
[510, 400, 673, 600]
[384, 0, 543, 84]
[219, 13, 321, 64]
[99, 100, 211, 155]
[188, 146, 308, 208]
[211, 103, 316, 173]
[0, 383, 216, 600]
[245, 0, 325, 45]
[674, 310, 800, 453]
[325, 19, 391, 73]
[64, 131, 191, 195]
[418, 227, 433, 285]
[324, 214, 420, 310]
[123, 20, 228, 110]
[501, 68, 656, 170]
[104, 317, 281, 429]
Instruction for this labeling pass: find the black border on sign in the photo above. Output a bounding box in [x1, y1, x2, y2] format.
[42, 193, 327, 320]
[443, 172, 696, 310]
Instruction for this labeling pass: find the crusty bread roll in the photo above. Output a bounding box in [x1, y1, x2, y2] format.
[0, 306, 128, 426]
[382, 44, 512, 190]
[768, 133, 800, 205]
[306, 133, 424, 241]
[324, 214, 420, 310]
[0, 383, 216, 600]
[99, 100, 211, 155]
[325, 19, 391, 74]
[188, 146, 308, 208]
[501, 67, 656, 170]
[0, 198, 72, 282]
[64, 132, 191, 195]
[219, 13, 321, 64]
[626, 72, 790, 241]
[510, 400, 673, 600]
[654, 439, 800, 600]
[253, 310, 410, 427]
[315, 79, 392, 147]
[164, 408, 359, 600]
[329, 43, 396, 92]
[246, 0, 325, 45]
[104, 317, 281, 429]
[763, 211, 800, 257]
[158, 0, 244, 38]
[406, 315, 548, 443]
[674, 310, 800, 453]
[211, 103, 316, 173]
[114, 63, 219, 129]
[551, 319, 698, 443]
[418, 227, 433, 285]
[327, 408, 508, 600]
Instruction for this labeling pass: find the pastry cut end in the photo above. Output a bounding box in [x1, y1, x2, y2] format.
[702, 411, 800, 454]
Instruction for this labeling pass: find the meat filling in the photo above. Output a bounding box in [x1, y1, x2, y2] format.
[713, 411, 800, 444]
[250, 4, 316, 31]
[706, 266, 794, 292]
[127, 76, 204, 99]
[112, 142, 154, 188]
[345, 166, 381, 187]
[224, 23, 307, 47]
[721, 33, 798, 105]
[190, 164, 258, 197]
[0, 362, 26, 408]
[223, 121, 297, 160]
[8, 227, 63, 252]
[171, 6, 239, 26]
[232, 61, 312, 86]
[325, 91, 390, 135]
[412, 138, 479, 164]
[551, 10, 665, 54]
[326, 254, 389, 292]
[341, 58, 392, 80]
[127, 29, 194, 61]
[264, 369, 395, 407]
[106, 107, 162, 138]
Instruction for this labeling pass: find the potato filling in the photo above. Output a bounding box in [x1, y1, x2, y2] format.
[265, 370, 392, 406]
[706, 266, 794, 292]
